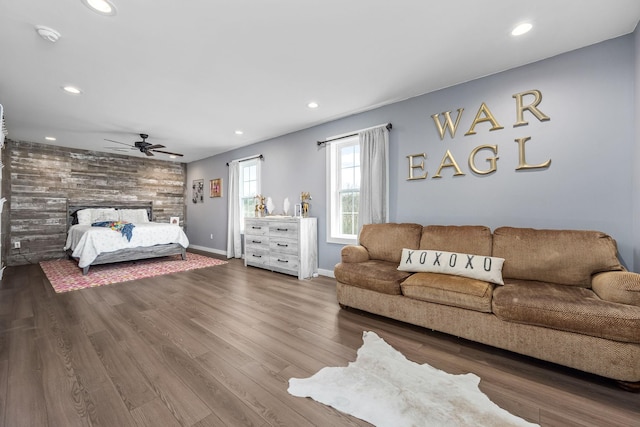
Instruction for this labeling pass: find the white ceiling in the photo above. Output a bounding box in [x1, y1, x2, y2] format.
[1, 1, 639, 163]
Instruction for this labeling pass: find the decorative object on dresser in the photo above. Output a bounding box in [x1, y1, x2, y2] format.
[244, 216, 318, 279]
[300, 192, 312, 217]
[283, 197, 290, 215]
[65, 201, 189, 275]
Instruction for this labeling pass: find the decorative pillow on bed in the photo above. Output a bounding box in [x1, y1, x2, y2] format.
[76, 208, 118, 225]
[397, 248, 505, 285]
[118, 209, 150, 223]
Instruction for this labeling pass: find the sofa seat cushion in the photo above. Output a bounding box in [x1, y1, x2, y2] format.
[401, 272, 494, 312]
[335, 260, 411, 295]
[493, 282, 640, 343]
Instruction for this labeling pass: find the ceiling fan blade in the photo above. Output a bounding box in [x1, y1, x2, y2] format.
[152, 149, 184, 157]
[145, 144, 165, 150]
[144, 150, 154, 156]
[104, 138, 133, 147]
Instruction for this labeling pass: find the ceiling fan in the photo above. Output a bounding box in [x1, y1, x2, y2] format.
[105, 133, 184, 157]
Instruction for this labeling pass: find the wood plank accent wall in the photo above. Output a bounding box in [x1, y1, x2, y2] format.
[5, 140, 187, 266]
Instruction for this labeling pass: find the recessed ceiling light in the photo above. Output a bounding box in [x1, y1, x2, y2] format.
[81, 0, 117, 16]
[511, 22, 532, 36]
[61, 85, 83, 95]
[235, 130, 244, 135]
[45, 136, 57, 141]
[307, 102, 319, 109]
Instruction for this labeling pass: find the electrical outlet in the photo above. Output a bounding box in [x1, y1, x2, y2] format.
[210, 234, 213, 239]
[13, 241, 20, 249]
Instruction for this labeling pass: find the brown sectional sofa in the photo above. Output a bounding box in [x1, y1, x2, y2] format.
[334, 223, 640, 387]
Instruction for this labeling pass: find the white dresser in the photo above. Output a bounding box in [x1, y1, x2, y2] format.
[244, 216, 318, 279]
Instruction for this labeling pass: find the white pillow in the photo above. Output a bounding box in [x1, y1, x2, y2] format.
[76, 209, 92, 225]
[398, 248, 505, 285]
[90, 208, 119, 223]
[118, 209, 150, 223]
[76, 208, 118, 225]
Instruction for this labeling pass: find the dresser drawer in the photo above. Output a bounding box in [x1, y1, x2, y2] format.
[246, 235, 269, 250]
[245, 220, 269, 236]
[270, 253, 299, 273]
[269, 222, 298, 239]
[246, 248, 270, 267]
[270, 237, 298, 255]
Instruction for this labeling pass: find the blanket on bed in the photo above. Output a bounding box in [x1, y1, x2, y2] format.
[91, 221, 135, 241]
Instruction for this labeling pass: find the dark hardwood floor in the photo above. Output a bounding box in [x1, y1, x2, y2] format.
[1, 254, 638, 426]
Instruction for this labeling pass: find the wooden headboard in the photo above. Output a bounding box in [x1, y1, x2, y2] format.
[67, 201, 153, 229]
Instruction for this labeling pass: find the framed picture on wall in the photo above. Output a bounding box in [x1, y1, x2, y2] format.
[210, 178, 222, 197]
[192, 179, 204, 203]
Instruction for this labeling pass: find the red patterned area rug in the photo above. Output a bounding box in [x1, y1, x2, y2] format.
[40, 253, 227, 293]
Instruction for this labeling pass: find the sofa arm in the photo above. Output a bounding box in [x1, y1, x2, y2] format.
[592, 271, 640, 306]
[341, 245, 371, 263]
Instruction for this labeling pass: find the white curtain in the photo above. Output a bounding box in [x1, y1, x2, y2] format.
[358, 126, 389, 232]
[226, 160, 242, 258]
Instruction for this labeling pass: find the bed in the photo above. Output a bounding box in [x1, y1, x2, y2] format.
[64, 201, 189, 275]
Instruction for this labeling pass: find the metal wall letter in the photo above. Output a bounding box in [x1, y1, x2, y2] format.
[513, 89, 550, 127]
[464, 102, 504, 136]
[515, 137, 551, 170]
[468, 145, 499, 175]
[407, 153, 428, 180]
[433, 150, 465, 178]
[431, 108, 464, 140]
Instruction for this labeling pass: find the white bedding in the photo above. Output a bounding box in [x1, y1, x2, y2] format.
[64, 222, 190, 268]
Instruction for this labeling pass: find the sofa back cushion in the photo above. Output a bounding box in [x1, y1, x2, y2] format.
[420, 225, 493, 256]
[359, 223, 423, 263]
[492, 226, 623, 287]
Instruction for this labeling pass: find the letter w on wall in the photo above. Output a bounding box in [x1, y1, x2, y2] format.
[431, 108, 464, 140]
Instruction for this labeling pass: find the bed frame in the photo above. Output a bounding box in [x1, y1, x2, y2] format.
[67, 201, 187, 275]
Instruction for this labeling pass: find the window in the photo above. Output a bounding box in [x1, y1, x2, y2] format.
[327, 135, 360, 244]
[239, 158, 260, 232]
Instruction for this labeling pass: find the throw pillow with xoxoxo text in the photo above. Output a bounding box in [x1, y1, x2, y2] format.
[397, 248, 505, 285]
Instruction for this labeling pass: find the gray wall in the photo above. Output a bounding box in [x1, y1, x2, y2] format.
[7, 140, 187, 266]
[187, 33, 639, 273]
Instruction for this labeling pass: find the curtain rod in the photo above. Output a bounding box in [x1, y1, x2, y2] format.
[317, 123, 392, 146]
[226, 154, 263, 166]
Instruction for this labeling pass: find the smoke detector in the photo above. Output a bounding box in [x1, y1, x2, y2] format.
[35, 25, 61, 43]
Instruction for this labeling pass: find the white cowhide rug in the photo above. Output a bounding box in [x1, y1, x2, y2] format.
[288, 331, 538, 427]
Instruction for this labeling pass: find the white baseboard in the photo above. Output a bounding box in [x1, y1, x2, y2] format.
[188, 245, 227, 257]
[318, 268, 335, 278]
[189, 245, 334, 277]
